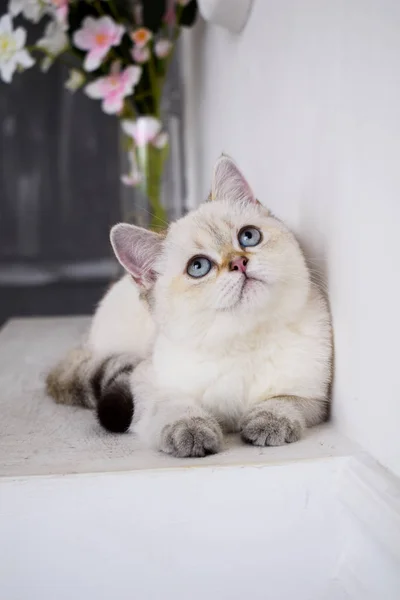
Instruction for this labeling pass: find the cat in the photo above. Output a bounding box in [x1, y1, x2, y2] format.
[46, 274, 155, 432]
[47, 155, 332, 457]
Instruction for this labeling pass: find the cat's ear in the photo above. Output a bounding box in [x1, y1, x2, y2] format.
[211, 155, 256, 204]
[110, 223, 163, 288]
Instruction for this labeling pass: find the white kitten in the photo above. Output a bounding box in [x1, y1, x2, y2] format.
[47, 156, 332, 454]
[108, 156, 333, 457]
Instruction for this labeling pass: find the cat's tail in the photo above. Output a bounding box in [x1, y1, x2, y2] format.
[45, 347, 135, 433]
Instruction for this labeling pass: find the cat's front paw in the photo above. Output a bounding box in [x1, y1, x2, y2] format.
[241, 401, 304, 447]
[160, 416, 223, 458]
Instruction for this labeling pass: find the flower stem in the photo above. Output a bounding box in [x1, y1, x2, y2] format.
[29, 46, 75, 68]
[148, 56, 161, 118]
[137, 144, 168, 230]
[107, 0, 121, 22]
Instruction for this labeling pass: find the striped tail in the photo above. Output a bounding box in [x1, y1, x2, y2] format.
[46, 348, 135, 433]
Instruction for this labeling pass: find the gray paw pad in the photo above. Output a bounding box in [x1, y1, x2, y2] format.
[241, 410, 302, 446]
[161, 417, 222, 458]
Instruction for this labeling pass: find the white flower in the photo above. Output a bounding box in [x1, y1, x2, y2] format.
[121, 151, 143, 187]
[65, 68, 85, 92]
[8, 0, 48, 23]
[0, 15, 34, 83]
[121, 170, 143, 187]
[122, 116, 161, 147]
[37, 20, 68, 71]
[152, 131, 169, 149]
[122, 116, 169, 149]
[154, 39, 172, 59]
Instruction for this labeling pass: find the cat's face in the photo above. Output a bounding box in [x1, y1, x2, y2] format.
[157, 199, 304, 314]
[111, 156, 310, 334]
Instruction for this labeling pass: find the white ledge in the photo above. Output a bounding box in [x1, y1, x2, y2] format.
[0, 317, 358, 479]
[4, 319, 398, 600]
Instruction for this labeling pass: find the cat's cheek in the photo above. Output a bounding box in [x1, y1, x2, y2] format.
[163, 276, 203, 310]
[190, 277, 220, 306]
[168, 274, 192, 295]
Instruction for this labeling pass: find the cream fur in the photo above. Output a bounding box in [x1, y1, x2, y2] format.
[116, 157, 333, 456]
[45, 275, 153, 410]
[88, 275, 155, 359]
[130, 196, 332, 454]
[59, 156, 332, 456]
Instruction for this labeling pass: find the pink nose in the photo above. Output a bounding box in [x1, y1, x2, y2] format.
[229, 256, 248, 273]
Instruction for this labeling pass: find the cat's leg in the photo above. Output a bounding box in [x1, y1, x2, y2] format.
[158, 404, 223, 458]
[132, 362, 223, 458]
[240, 396, 329, 447]
[141, 400, 223, 458]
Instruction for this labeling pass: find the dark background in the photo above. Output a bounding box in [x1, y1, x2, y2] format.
[0, 51, 185, 325]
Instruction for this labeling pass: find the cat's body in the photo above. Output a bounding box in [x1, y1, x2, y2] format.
[89, 274, 154, 359]
[47, 156, 332, 456]
[46, 276, 153, 418]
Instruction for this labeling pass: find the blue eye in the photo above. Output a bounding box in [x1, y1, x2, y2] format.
[238, 226, 262, 248]
[187, 256, 212, 278]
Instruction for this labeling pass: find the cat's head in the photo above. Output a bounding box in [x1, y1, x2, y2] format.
[111, 156, 310, 338]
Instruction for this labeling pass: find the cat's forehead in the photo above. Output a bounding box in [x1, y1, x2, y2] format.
[167, 200, 266, 251]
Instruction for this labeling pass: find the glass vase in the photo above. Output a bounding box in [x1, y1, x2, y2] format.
[120, 117, 169, 231]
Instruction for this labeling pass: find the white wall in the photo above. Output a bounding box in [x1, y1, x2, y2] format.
[183, 0, 400, 477]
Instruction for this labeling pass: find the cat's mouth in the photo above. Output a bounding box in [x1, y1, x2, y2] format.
[242, 273, 264, 287]
[237, 274, 265, 301]
[218, 274, 267, 311]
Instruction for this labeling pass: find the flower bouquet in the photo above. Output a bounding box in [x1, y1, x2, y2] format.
[0, 0, 198, 229]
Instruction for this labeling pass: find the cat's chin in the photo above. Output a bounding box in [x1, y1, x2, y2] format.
[240, 277, 268, 306]
[221, 277, 268, 312]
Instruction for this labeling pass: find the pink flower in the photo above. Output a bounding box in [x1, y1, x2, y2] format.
[164, 0, 191, 27]
[122, 116, 168, 148]
[163, 0, 176, 26]
[85, 63, 142, 115]
[73, 16, 125, 72]
[130, 27, 152, 49]
[131, 45, 150, 64]
[154, 39, 172, 59]
[51, 0, 70, 26]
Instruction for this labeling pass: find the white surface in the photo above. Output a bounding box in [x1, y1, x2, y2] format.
[198, 0, 254, 33]
[184, 0, 400, 477]
[0, 317, 355, 477]
[336, 456, 400, 598]
[0, 461, 344, 600]
[0, 317, 352, 600]
[1, 319, 399, 600]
